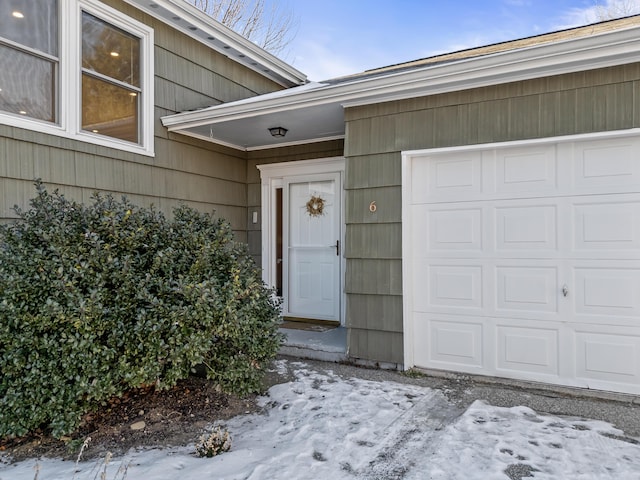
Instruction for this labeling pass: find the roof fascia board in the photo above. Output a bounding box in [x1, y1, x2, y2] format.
[175, 129, 247, 151]
[175, 129, 345, 152]
[162, 25, 640, 129]
[342, 28, 640, 108]
[162, 85, 339, 128]
[246, 134, 345, 151]
[122, 0, 306, 87]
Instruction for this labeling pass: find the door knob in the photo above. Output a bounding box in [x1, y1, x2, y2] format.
[562, 284, 569, 297]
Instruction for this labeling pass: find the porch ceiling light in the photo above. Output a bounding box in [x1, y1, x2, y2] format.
[268, 126, 288, 138]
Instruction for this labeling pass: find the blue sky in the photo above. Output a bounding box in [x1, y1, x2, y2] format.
[279, 0, 640, 81]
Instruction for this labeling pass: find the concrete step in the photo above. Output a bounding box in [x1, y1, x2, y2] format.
[279, 326, 348, 362]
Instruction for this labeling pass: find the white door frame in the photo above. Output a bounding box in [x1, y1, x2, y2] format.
[257, 157, 346, 325]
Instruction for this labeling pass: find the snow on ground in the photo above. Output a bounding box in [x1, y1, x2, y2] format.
[2, 360, 640, 480]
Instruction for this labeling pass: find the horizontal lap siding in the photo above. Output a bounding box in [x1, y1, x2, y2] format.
[346, 260, 402, 296]
[0, 0, 285, 242]
[344, 63, 640, 365]
[349, 329, 404, 368]
[0, 135, 248, 238]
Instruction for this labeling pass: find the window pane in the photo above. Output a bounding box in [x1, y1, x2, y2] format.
[82, 12, 140, 87]
[82, 74, 138, 144]
[0, 0, 58, 55]
[0, 44, 55, 122]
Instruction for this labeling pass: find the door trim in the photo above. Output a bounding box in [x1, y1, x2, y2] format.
[257, 157, 346, 325]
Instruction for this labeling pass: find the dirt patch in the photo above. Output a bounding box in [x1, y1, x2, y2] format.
[0, 376, 264, 463]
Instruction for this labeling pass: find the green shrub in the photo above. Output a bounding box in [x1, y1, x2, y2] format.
[0, 182, 282, 438]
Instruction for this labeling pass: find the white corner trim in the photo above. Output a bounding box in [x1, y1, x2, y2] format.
[400, 151, 415, 371]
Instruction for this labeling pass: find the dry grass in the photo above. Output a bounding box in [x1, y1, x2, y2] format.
[32, 437, 131, 480]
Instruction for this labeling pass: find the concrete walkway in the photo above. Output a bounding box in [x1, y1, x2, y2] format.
[276, 329, 640, 442]
[271, 357, 640, 439]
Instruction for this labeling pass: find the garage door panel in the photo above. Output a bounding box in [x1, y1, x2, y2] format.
[575, 329, 640, 385]
[496, 204, 558, 251]
[573, 197, 640, 254]
[413, 152, 482, 203]
[573, 138, 640, 192]
[496, 266, 559, 315]
[495, 145, 558, 194]
[496, 325, 559, 376]
[428, 265, 483, 310]
[426, 206, 483, 251]
[573, 266, 640, 319]
[413, 314, 484, 369]
[412, 260, 485, 313]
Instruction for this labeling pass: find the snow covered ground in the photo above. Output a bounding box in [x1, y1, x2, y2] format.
[2, 360, 639, 480]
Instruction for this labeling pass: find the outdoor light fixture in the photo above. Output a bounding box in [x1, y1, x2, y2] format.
[268, 126, 288, 138]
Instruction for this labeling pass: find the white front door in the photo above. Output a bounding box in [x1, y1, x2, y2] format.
[283, 173, 341, 321]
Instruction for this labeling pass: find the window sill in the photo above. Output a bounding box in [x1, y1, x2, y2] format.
[0, 113, 155, 157]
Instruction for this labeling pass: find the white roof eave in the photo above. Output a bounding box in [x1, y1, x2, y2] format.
[162, 22, 640, 150]
[162, 24, 640, 133]
[122, 0, 307, 87]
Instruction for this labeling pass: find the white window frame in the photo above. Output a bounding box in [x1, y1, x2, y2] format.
[0, 0, 154, 156]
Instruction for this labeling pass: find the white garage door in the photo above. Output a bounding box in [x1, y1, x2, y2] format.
[402, 131, 640, 394]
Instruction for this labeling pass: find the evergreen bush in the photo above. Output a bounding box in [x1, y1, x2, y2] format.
[0, 182, 282, 438]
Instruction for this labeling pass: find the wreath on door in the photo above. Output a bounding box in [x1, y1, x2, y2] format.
[306, 195, 325, 217]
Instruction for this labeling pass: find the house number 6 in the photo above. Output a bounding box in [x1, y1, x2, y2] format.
[369, 201, 377, 213]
